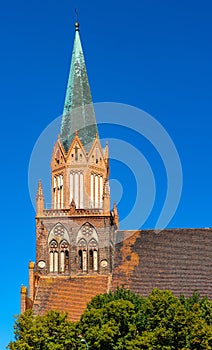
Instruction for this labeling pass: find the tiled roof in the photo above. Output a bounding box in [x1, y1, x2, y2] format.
[112, 228, 212, 298]
[33, 275, 109, 321]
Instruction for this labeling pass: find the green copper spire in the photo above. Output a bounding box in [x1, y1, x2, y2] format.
[60, 21, 98, 152]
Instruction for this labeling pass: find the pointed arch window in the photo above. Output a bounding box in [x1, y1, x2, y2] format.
[53, 175, 63, 209]
[78, 239, 87, 272]
[60, 240, 69, 273]
[89, 250, 94, 270]
[49, 239, 70, 274]
[49, 240, 59, 273]
[48, 223, 70, 274]
[79, 250, 83, 269]
[90, 173, 103, 208]
[77, 223, 99, 273]
[88, 239, 98, 272]
[70, 172, 84, 209]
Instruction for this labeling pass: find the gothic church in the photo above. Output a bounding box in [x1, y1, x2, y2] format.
[21, 21, 212, 321]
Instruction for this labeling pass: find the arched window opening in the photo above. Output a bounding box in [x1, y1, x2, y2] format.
[78, 250, 83, 269]
[70, 172, 84, 209]
[60, 251, 65, 273]
[93, 250, 98, 271]
[49, 239, 70, 274]
[65, 251, 69, 271]
[83, 250, 87, 272]
[60, 240, 69, 250]
[89, 250, 94, 270]
[49, 240, 59, 273]
[77, 224, 99, 273]
[78, 239, 87, 272]
[54, 251, 59, 273]
[53, 175, 63, 209]
[88, 239, 98, 272]
[60, 240, 69, 273]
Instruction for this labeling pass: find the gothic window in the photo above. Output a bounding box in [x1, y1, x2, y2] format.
[70, 172, 84, 209]
[77, 223, 99, 273]
[53, 175, 63, 209]
[79, 250, 83, 269]
[48, 224, 70, 274]
[60, 240, 69, 273]
[88, 239, 98, 272]
[89, 250, 94, 270]
[90, 173, 103, 208]
[65, 251, 69, 270]
[93, 250, 98, 271]
[58, 175, 63, 209]
[49, 240, 59, 273]
[83, 250, 87, 271]
[78, 239, 87, 272]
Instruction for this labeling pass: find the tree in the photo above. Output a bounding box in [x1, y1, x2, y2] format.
[8, 288, 212, 349]
[79, 288, 212, 350]
[7, 309, 79, 349]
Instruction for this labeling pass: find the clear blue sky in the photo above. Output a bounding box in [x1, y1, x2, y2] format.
[0, 0, 212, 348]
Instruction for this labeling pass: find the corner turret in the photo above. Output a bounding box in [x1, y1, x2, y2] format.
[36, 180, 44, 216]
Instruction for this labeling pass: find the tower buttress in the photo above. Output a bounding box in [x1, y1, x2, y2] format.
[20, 286, 27, 313]
[28, 261, 35, 301]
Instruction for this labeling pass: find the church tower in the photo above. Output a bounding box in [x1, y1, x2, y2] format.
[21, 21, 118, 319]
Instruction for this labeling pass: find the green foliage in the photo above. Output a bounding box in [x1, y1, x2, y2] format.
[7, 309, 79, 349]
[87, 286, 144, 313]
[8, 288, 212, 350]
[80, 288, 212, 349]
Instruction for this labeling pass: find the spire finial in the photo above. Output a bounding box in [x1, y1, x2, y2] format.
[75, 8, 79, 31]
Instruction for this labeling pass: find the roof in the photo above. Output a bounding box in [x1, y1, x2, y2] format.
[33, 275, 110, 321]
[60, 23, 98, 153]
[112, 228, 212, 298]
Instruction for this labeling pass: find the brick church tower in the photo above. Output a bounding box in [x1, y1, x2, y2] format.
[21, 21, 118, 320]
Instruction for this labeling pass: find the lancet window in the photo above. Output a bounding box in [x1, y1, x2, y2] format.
[78, 239, 87, 272]
[70, 172, 84, 209]
[49, 240, 59, 273]
[90, 173, 103, 208]
[88, 239, 98, 271]
[53, 175, 63, 209]
[60, 240, 69, 273]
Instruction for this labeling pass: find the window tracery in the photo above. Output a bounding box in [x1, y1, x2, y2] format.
[48, 224, 70, 274]
[77, 223, 99, 273]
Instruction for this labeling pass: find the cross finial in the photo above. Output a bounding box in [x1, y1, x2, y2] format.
[75, 8, 79, 31]
[75, 8, 78, 22]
